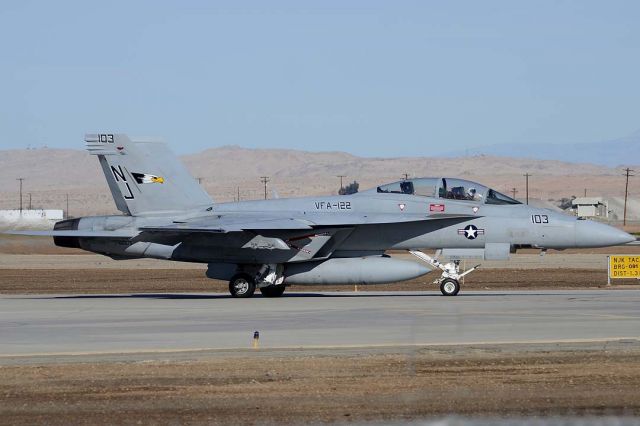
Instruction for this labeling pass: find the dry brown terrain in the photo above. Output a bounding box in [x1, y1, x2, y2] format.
[0, 268, 624, 295]
[2, 342, 639, 424]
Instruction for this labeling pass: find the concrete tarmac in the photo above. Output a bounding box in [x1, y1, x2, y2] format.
[1, 290, 639, 358]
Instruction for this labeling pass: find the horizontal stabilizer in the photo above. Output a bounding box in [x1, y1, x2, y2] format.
[5, 230, 138, 238]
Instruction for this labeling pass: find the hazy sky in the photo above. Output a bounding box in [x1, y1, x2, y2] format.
[1, 1, 639, 156]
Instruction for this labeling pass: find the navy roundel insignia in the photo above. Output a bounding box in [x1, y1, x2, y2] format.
[458, 224, 485, 240]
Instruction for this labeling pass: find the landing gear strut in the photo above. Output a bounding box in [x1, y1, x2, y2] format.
[409, 250, 479, 296]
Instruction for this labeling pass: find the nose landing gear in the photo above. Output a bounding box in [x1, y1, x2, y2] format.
[409, 250, 480, 296]
[440, 278, 460, 296]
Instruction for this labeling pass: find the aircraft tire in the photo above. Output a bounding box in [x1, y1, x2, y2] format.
[260, 285, 286, 298]
[229, 273, 256, 298]
[440, 279, 460, 296]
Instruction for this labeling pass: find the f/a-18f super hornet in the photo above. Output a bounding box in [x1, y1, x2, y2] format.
[11, 134, 635, 297]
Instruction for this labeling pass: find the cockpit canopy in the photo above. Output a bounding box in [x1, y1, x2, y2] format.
[376, 177, 521, 205]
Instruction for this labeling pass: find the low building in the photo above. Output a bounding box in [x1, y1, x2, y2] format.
[571, 197, 609, 219]
[0, 209, 64, 230]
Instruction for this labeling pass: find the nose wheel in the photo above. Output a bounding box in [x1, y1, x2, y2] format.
[409, 250, 479, 296]
[440, 278, 460, 296]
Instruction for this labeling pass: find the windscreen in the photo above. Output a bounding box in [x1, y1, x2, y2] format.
[377, 181, 414, 194]
[485, 189, 522, 205]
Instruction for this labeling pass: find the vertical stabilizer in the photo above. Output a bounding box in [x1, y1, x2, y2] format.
[85, 133, 213, 216]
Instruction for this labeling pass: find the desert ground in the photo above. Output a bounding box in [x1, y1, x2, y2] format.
[2, 342, 640, 425]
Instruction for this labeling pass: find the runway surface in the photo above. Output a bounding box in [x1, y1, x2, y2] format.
[1, 290, 639, 357]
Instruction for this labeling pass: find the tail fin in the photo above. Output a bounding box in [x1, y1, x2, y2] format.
[85, 133, 213, 216]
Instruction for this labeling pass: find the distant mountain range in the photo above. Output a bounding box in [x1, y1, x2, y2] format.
[0, 145, 629, 217]
[440, 129, 640, 167]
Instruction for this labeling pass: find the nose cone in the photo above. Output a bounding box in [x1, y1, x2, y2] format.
[575, 220, 636, 248]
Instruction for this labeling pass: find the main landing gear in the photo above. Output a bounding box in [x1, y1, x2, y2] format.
[228, 264, 286, 298]
[409, 250, 480, 296]
[229, 273, 256, 298]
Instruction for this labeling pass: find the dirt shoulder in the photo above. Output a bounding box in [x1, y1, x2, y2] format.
[1, 267, 637, 294]
[1, 341, 639, 424]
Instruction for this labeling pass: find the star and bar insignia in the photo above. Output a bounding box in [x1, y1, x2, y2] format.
[458, 224, 485, 240]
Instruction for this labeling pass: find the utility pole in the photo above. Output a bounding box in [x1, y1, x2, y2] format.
[28, 193, 32, 210]
[17, 178, 24, 213]
[237, 187, 240, 202]
[260, 176, 270, 200]
[16, 178, 24, 215]
[623, 168, 634, 227]
[402, 173, 410, 180]
[523, 173, 531, 205]
[66, 194, 69, 219]
[511, 187, 518, 199]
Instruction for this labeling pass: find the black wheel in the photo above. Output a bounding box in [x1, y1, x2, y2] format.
[259, 285, 286, 298]
[440, 278, 460, 296]
[229, 273, 256, 298]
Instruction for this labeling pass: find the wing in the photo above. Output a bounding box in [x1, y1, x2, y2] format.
[5, 213, 475, 238]
[140, 216, 314, 234]
[302, 212, 475, 226]
[134, 213, 476, 262]
[139, 212, 476, 233]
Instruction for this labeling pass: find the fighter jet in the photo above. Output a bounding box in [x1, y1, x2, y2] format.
[11, 134, 635, 297]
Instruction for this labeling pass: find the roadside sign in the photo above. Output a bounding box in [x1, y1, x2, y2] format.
[607, 255, 640, 285]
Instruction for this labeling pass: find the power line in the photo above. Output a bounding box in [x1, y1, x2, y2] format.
[260, 176, 270, 200]
[623, 168, 634, 226]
